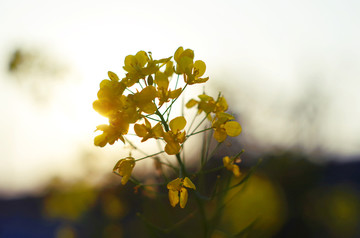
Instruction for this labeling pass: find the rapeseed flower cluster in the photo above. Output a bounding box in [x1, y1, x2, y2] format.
[93, 47, 243, 209]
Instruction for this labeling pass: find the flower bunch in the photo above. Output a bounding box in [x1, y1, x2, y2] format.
[93, 47, 243, 209]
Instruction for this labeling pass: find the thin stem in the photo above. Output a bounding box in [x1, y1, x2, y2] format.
[186, 127, 212, 138]
[203, 129, 214, 168]
[194, 193, 209, 238]
[162, 83, 188, 116]
[166, 74, 180, 122]
[125, 87, 135, 94]
[156, 110, 169, 131]
[144, 115, 162, 122]
[187, 112, 199, 133]
[156, 109, 186, 178]
[190, 113, 210, 136]
[125, 137, 148, 156]
[135, 151, 166, 162]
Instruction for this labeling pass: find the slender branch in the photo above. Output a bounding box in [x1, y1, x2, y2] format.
[186, 127, 212, 138]
[135, 151, 166, 162]
[162, 83, 188, 116]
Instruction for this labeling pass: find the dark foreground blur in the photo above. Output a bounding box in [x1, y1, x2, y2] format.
[1, 151, 359, 238]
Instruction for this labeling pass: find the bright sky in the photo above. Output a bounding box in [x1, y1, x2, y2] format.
[1, 0, 359, 195]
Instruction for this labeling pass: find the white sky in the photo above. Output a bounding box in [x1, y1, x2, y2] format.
[0, 0, 360, 195]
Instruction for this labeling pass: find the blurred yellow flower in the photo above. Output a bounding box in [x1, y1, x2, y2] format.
[163, 116, 187, 155]
[92, 77, 126, 118]
[212, 113, 242, 142]
[223, 156, 241, 177]
[122, 51, 171, 86]
[123, 51, 152, 85]
[185, 60, 209, 85]
[94, 123, 128, 147]
[155, 71, 182, 106]
[174, 47, 194, 74]
[186, 94, 228, 117]
[174, 47, 208, 85]
[113, 157, 136, 185]
[134, 118, 164, 142]
[131, 85, 157, 114]
[167, 177, 196, 208]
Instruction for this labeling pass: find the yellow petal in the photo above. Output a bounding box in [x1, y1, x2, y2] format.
[137, 86, 157, 102]
[217, 97, 228, 111]
[174, 47, 184, 62]
[164, 61, 174, 77]
[99, 79, 112, 89]
[217, 112, 234, 120]
[179, 187, 188, 208]
[162, 132, 173, 144]
[135, 51, 149, 67]
[167, 178, 182, 190]
[139, 102, 157, 114]
[95, 124, 109, 132]
[199, 101, 215, 114]
[169, 88, 182, 99]
[198, 94, 213, 101]
[93, 100, 111, 117]
[165, 142, 181, 155]
[123, 55, 137, 72]
[222, 156, 231, 167]
[232, 164, 241, 177]
[134, 124, 147, 137]
[180, 49, 194, 61]
[152, 123, 164, 137]
[94, 134, 107, 147]
[214, 129, 227, 142]
[154, 72, 169, 89]
[183, 177, 196, 190]
[178, 56, 193, 73]
[116, 157, 136, 185]
[224, 121, 242, 137]
[186, 99, 198, 108]
[177, 131, 186, 143]
[169, 116, 186, 133]
[194, 60, 206, 77]
[168, 190, 179, 207]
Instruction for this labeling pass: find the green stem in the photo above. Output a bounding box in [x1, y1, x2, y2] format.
[190, 113, 210, 135]
[135, 151, 166, 162]
[195, 193, 209, 238]
[186, 127, 212, 138]
[156, 110, 169, 131]
[166, 74, 180, 122]
[162, 84, 188, 116]
[156, 109, 187, 178]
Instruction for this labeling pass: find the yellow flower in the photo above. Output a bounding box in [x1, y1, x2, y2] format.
[223, 156, 241, 177]
[92, 73, 126, 118]
[155, 71, 182, 106]
[122, 51, 171, 86]
[174, 47, 209, 85]
[163, 116, 187, 155]
[185, 60, 209, 85]
[212, 113, 242, 142]
[131, 85, 157, 114]
[174, 47, 194, 74]
[134, 118, 164, 142]
[122, 51, 152, 86]
[186, 94, 228, 117]
[94, 123, 128, 147]
[113, 157, 136, 185]
[167, 177, 196, 208]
